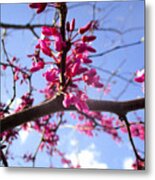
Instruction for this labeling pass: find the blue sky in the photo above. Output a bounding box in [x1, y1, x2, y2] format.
[1, 1, 144, 169]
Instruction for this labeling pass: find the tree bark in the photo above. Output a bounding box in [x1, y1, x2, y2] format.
[0, 94, 145, 133]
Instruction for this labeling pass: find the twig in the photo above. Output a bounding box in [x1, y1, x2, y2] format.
[120, 115, 144, 163]
[89, 40, 143, 58]
[0, 149, 8, 167]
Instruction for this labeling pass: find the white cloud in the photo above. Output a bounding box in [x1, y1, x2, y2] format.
[70, 139, 78, 147]
[19, 130, 29, 143]
[19, 124, 31, 144]
[123, 158, 134, 169]
[65, 146, 108, 169]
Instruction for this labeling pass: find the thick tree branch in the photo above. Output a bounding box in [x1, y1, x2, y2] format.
[0, 95, 145, 133]
[58, 3, 68, 87]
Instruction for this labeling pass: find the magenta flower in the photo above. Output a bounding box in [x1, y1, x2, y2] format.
[62, 93, 74, 108]
[43, 68, 59, 82]
[63, 91, 88, 112]
[42, 26, 65, 52]
[42, 26, 57, 36]
[132, 159, 145, 170]
[76, 54, 92, 64]
[76, 121, 94, 136]
[30, 61, 45, 73]
[37, 39, 52, 57]
[134, 69, 145, 83]
[130, 124, 144, 140]
[15, 94, 34, 112]
[82, 68, 103, 88]
[74, 43, 96, 53]
[29, 3, 47, 14]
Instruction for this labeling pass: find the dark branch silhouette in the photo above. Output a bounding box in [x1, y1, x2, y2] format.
[0, 94, 145, 133]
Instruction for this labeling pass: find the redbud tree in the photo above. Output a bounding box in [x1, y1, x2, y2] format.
[0, 2, 145, 169]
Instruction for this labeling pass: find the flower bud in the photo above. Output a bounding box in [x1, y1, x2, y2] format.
[82, 35, 96, 42]
[78, 21, 92, 34]
[70, 18, 75, 31]
[66, 21, 70, 32]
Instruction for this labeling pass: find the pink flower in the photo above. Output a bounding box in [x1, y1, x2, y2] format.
[63, 91, 89, 112]
[74, 43, 96, 53]
[42, 26, 58, 36]
[15, 93, 34, 112]
[61, 158, 71, 165]
[54, 36, 65, 52]
[132, 159, 145, 170]
[134, 69, 145, 83]
[82, 68, 103, 88]
[42, 26, 65, 52]
[2, 64, 7, 70]
[30, 61, 45, 72]
[76, 54, 92, 64]
[76, 121, 94, 136]
[130, 124, 144, 140]
[71, 61, 81, 76]
[0, 129, 18, 144]
[62, 93, 74, 108]
[39, 86, 56, 99]
[37, 39, 52, 57]
[29, 3, 47, 14]
[103, 84, 111, 95]
[43, 68, 59, 82]
[14, 71, 19, 81]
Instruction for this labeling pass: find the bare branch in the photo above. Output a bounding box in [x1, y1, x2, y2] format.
[89, 40, 143, 58]
[121, 115, 144, 163]
[0, 22, 53, 29]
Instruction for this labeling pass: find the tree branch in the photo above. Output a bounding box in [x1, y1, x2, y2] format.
[121, 115, 144, 163]
[89, 40, 143, 58]
[0, 22, 53, 29]
[0, 94, 145, 133]
[58, 3, 68, 88]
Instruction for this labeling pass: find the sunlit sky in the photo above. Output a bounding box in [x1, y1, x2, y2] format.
[1, 1, 144, 169]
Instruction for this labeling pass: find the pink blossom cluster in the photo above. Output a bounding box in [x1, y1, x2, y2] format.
[119, 121, 144, 140]
[31, 117, 59, 151]
[134, 69, 145, 93]
[76, 120, 95, 137]
[54, 149, 81, 168]
[63, 90, 89, 112]
[100, 115, 121, 141]
[74, 111, 121, 141]
[130, 123, 145, 140]
[2, 57, 29, 84]
[28, 19, 103, 113]
[134, 69, 145, 83]
[132, 159, 145, 170]
[0, 129, 18, 144]
[15, 93, 34, 112]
